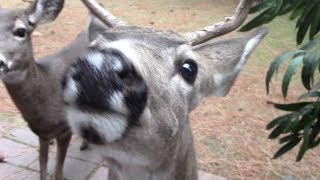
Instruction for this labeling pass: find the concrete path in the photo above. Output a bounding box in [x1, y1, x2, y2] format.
[0, 121, 225, 180]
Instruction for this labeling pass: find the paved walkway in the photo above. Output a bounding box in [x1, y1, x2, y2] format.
[0, 120, 225, 180]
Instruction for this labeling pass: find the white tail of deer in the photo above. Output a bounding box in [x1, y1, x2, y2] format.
[60, 0, 267, 179]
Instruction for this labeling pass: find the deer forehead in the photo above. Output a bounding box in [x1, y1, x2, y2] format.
[0, 9, 26, 26]
[0, 11, 29, 44]
[92, 32, 197, 79]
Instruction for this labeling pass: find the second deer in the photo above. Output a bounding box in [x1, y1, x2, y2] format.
[0, 0, 109, 179]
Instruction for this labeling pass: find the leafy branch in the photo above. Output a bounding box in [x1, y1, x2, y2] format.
[241, 0, 320, 161]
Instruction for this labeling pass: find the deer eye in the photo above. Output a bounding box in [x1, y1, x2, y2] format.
[180, 59, 197, 83]
[13, 28, 26, 38]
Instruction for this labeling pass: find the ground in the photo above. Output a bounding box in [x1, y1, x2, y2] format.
[0, 0, 319, 179]
[0, 122, 223, 180]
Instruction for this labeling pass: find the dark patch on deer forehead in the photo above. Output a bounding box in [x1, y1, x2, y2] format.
[69, 51, 124, 112]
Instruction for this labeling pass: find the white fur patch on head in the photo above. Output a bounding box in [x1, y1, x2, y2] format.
[111, 59, 123, 72]
[63, 75, 79, 104]
[0, 53, 27, 84]
[0, 53, 13, 70]
[0, 53, 7, 73]
[171, 75, 192, 98]
[213, 73, 224, 87]
[236, 33, 264, 71]
[103, 39, 146, 77]
[109, 91, 127, 114]
[86, 52, 104, 70]
[13, 19, 27, 41]
[66, 107, 128, 143]
[14, 18, 27, 30]
[28, 0, 44, 24]
[7, 61, 13, 69]
[177, 44, 197, 61]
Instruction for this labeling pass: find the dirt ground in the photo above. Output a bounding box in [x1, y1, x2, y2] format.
[0, 0, 319, 179]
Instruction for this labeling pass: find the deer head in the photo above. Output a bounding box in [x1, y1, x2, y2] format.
[0, 0, 64, 84]
[63, 0, 267, 178]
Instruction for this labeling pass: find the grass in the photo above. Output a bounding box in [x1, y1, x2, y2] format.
[0, 0, 319, 179]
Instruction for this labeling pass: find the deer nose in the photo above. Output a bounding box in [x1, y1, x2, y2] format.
[0, 59, 8, 74]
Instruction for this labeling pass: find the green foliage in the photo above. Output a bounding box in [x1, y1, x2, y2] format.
[241, 0, 320, 161]
[240, 0, 320, 45]
[265, 37, 320, 161]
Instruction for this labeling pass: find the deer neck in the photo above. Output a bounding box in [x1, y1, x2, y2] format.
[106, 119, 198, 180]
[4, 59, 62, 132]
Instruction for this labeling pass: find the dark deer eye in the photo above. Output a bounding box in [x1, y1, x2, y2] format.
[180, 59, 197, 83]
[13, 28, 26, 38]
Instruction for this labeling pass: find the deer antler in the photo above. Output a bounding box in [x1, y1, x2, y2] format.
[184, 0, 255, 46]
[81, 0, 128, 28]
[22, 0, 34, 3]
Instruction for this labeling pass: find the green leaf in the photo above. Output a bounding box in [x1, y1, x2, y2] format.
[240, 0, 283, 32]
[290, 0, 306, 20]
[291, 105, 317, 134]
[296, 1, 318, 44]
[266, 51, 303, 94]
[240, 8, 274, 32]
[279, 133, 300, 144]
[269, 120, 292, 139]
[266, 113, 293, 130]
[309, 4, 320, 40]
[273, 102, 312, 111]
[249, 0, 275, 14]
[310, 138, 320, 148]
[279, 0, 299, 15]
[299, 91, 320, 100]
[296, 17, 312, 45]
[300, 37, 319, 50]
[292, 116, 310, 134]
[282, 55, 304, 98]
[296, 122, 312, 161]
[301, 53, 318, 90]
[309, 105, 320, 148]
[273, 137, 301, 159]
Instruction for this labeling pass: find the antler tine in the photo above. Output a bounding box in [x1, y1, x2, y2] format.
[22, 0, 34, 3]
[81, 0, 128, 28]
[184, 0, 255, 46]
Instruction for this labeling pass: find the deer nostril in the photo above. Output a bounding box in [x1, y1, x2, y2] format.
[0, 60, 8, 73]
[0, 60, 6, 68]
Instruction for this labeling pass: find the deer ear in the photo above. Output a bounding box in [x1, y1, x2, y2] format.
[193, 27, 268, 98]
[27, 0, 64, 26]
[87, 13, 109, 42]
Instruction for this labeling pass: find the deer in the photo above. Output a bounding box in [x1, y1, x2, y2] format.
[62, 0, 267, 179]
[0, 0, 116, 179]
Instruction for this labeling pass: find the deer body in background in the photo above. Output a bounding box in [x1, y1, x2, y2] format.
[0, 0, 110, 179]
[62, 0, 267, 179]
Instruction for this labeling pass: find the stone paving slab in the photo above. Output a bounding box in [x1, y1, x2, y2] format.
[5, 127, 38, 147]
[198, 170, 227, 180]
[29, 154, 97, 180]
[0, 121, 13, 137]
[90, 166, 109, 180]
[0, 163, 41, 180]
[0, 138, 38, 167]
[0, 125, 226, 180]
